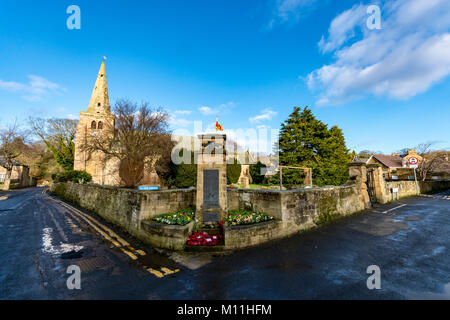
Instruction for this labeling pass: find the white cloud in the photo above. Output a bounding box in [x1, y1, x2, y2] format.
[198, 102, 235, 115]
[249, 108, 277, 123]
[199, 105, 215, 115]
[0, 75, 65, 102]
[168, 110, 193, 128]
[269, 0, 317, 28]
[174, 110, 192, 115]
[307, 0, 450, 105]
[318, 4, 367, 53]
[169, 117, 192, 128]
[0, 80, 26, 92]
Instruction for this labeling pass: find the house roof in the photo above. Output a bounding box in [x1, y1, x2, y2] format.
[0, 157, 23, 168]
[370, 154, 404, 168]
[352, 157, 369, 164]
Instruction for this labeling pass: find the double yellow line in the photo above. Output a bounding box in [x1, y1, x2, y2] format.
[46, 195, 180, 278]
[47, 196, 143, 260]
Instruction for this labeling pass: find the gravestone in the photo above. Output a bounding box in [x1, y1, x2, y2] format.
[196, 134, 227, 225]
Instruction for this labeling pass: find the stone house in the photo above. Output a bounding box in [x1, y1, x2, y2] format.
[365, 150, 422, 180]
[0, 158, 34, 190]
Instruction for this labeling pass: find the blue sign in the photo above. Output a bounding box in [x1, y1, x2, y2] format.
[138, 186, 159, 191]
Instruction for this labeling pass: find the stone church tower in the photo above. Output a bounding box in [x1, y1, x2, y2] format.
[74, 61, 119, 185]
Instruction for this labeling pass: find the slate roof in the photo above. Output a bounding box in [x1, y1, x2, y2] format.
[371, 154, 404, 168]
[352, 157, 369, 164]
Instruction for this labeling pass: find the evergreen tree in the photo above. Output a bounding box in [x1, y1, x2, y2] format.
[250, 161, 266, 184]
[159, 148, 197, 188]
[278, 106, 349, 186]
[227, 156, 242, 184]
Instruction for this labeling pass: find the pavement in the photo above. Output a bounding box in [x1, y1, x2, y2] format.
[0, 187, 449, 299]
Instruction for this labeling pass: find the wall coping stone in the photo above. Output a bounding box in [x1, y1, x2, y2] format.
[67, 182, 195, 194]
[227, 183, 356, 194]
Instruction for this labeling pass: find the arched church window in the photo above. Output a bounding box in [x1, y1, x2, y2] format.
[98, 121, 103, 129]
[91, 121, 96, 129]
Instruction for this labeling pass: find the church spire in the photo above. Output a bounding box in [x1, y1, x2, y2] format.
[87, 60, 111, 114]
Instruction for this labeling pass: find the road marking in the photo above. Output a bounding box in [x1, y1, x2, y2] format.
[41, 227, 84, 255]
[147, 268, 164, 278]
[57, 199, 133, 249]
[45, 194, 181, 279]
[146, 267, 179, 278]
[383, 204, 407, 214]
[135, 249, 146, 256]
[161, 267, 180, 275]
[46, 197, 138, 260]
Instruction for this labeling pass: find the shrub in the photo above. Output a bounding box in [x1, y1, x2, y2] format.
[159, 148, 197, 188]
[70, 170, 92, 183]
[250, 161, 267, 184]
[228, 210, 274, 226]
[52, 170, 92, 184]
[152, 209, 195, 225]
[227, 159, 241, 184]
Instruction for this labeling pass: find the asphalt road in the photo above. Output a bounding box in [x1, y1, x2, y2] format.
[0, 187, 449, 300]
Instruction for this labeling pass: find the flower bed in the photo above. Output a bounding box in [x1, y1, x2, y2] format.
[227, 210, 274, 226]
[187, 232, 224, 246]
[152, 209, 195, 226]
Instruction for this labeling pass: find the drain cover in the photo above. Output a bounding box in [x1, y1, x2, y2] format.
[75, 256, 112, 272]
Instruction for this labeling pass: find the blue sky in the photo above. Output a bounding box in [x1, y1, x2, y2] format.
[0, 0, 449, 154]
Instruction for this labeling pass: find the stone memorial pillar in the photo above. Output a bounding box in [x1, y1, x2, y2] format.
[196, 134, 227, 226]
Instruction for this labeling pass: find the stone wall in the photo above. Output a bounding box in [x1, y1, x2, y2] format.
[225, 220, 285, 249]
[140, 221, 195, 250]
[384, 180, 450, 201]
[50, 182, 196, 248]
[228, 185, 365, 226]
[228, 184, 367, 237]
[227, 189, 283, 219]
[280, 184, 366, 228]
[51, 179, 450, 251]
[140, 189, 196, 220]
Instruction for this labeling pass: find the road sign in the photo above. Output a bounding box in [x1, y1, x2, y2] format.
[408, 157, 419, 165]
[138, 186, 159, 191]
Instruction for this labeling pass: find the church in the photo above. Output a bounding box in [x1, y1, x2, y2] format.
[74, 61, 255, 187]
[73, 61, 158, 186]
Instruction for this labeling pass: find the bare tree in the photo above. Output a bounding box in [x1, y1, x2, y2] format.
[0, 120, 27, 190]
[415, 142, 448, 181]
[28, 118, 77, 171]
[81, 99, 173, 187]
